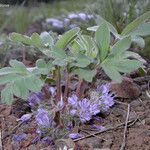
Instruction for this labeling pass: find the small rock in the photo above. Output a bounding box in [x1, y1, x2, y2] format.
[110, 77, 141, 99]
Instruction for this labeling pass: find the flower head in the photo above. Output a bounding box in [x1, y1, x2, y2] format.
[36, 108, 53, 128]
[90, 103, 100, 115]
[68, 96, 100, 123]
[68, 94, 78, 107]
[97, 84, 115, 111]
[12, 133, 27, 142]
[48, 86, 56, 97]
[17, 114, 32, 122]
[78, 98, 92, 122]
[28, 92, 43, 107]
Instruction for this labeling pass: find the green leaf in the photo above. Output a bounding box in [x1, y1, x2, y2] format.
[121, 11, 150, 35]
[87, 16, 120, 38]
[34, 59, 54, 74]
[24, 76, 43, 92]
[111, 37, 131, 55]
[0, 67, 18, 75]
[101, 51, 143, 83]
[36, 59, 47, 68]
[1, 84, 14, 104]
[0, 60, 44, 103]
[132, 36, 145, 48]
[40, 31, 54, 47]
[55, 27, 80, 49]
[72, 54, 91, 68]
[50, 48, 67, 59]
[0, 74, 21, 85]
[10, 32, 44, 48]
[101, 63, 122, 83]
[130, 22, 150, 37]
[95, 23, 110, 61]
[52, 58, 68, 66]
[73, 68, 96, 82]
[10, 32, 32, 45]
[13, 79, 29, 98]
[10, 59, 27, 72]
[31, 33, 43, 48]
[124, 51, 146, 63]
[115, 59, 143, 73]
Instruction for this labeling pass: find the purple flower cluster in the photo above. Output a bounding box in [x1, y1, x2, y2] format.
[68, 94, 100, 123]
[35, 108, 53, 128]
[68, 84, 114, 123]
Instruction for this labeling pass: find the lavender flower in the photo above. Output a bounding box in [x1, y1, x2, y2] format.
[69, 133, 84, 139]
[78, 98, 92, 122]
[57, 98, 64, 110]
[89, 103, 100, 115]
[36, 108, 53, 128]
[32, 136, 40, 144]
[42, 136, 53, 146]
[48, 86, 56, 97]
[17, 114, 32, 122]
[68, 94, 78, 107]
[12, 133, 27, 142]
[68, 96, 100, 123]
[66, 122, 73, 132]
[78, 13, 87, 20]
[46, 18, 63, 28]
[28, 92, 43, 107]
[97, 84, 115, 111]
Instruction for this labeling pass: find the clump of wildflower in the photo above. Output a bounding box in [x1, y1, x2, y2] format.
[28, 92, 43, 107]
[68, 95, 100, 123]
[35, 108, 54, 128]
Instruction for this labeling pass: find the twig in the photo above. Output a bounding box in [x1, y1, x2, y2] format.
[120, 104, 130, 150]
[2, 122, 23, 140]
[73, 116, 141, 142]
[0, 130, 2, 150]
[80, 128, 107, 141]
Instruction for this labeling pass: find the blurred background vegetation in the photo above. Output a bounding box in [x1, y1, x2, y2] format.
[0, 0, 150, 66]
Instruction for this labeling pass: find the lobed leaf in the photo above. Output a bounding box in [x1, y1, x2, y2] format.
[73, 68, 96, 82]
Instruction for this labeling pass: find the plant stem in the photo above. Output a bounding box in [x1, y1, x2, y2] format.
[56, 66, 61, 102]
[64, 66, 70, 103]
[76, 79, 85, 99]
